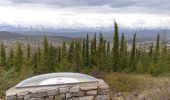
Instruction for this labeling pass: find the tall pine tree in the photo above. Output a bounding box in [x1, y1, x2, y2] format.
[112, 21, 119, 71]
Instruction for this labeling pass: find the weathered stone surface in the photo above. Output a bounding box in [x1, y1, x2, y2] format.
[30, 98, 44, 100]
[55, 94, 65, 100]
[99, 85, 109, 90]
[47, 89, 58, 95]
[66, 93, 72, 98]
[70, 86, 80, 92]
[24, 94, 30, 100]
[78, 96, 94, 100]
[80, 86, 97, 91]
[17, 91, 29, 96]
[86, 90, 97, 95]
[95, 95, 110, 100]
[59, 87, 69, 93]
[98, 89, 109, 95]
[6, 95, 17, 100]
[17, 96, 24, 99]
[30, 91, 48, 98]
[48, 96, 55, 100]
[72, 91, 85, 97]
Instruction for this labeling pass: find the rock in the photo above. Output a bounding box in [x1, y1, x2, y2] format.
[72, 91, 85, 97]
[6, 95, 17, 100]
[30, 91, 48, 98]
[86, 90, 98, 95]
[78, 96, 94, 100]
[116, 92, 123, 97]
[70, 86, 80, 92]
[66, 93, 72, 98]
[24, 94, 31, 100]
[59, 87, 69, 93]
[138, 95, 147, 100]
[17, 91, 29, 96]
[98, 89, 109, 95]
[95, 95, 110, 100]
[98, 85, 109, 90]
[55, 95, 62, 100]
[47, 89, 58, 95]
[80, 86, 97, 91]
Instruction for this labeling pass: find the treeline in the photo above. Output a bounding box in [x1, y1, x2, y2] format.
[0, 22, 170, 97]
[0, 22, 170, 75]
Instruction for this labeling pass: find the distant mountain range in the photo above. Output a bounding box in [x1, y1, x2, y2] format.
[0, 23, 170, 42]
[0, 31, 28, 40]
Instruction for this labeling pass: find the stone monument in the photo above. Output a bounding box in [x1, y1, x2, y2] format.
[6, 73, 110, 100]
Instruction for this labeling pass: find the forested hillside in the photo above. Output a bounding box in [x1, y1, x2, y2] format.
[0, 22, 170, 98]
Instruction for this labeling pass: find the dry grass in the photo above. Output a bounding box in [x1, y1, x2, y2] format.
[104, 72, 170, 100]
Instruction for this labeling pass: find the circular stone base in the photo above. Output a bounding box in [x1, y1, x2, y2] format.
[6, 79, 110, 100]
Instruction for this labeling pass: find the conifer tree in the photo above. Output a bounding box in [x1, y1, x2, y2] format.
[98, 33, 104, 69]
[43, 36, 49, 56]
[7, 48, 14, 69]
[32, 51, 38, 73]
[154, 34, 160, 63]
[27, 44, 31, 60]
[107, 42, 110, 55]
[0, 42, 6, 67]
[149, 44, 153, 56]
[74, 41, 82, 71]
[130, 33, 136, 71]
[162, 42, 167, 56]
[62, 41, 67, 59]
[93, 33, 97, 52]
[37, 43, 41, 61]
[14, 43, 23, 71]
[58, 46, 62, 62]
[82, 39, 86, 66]
[119, 33, 126, 71]
[120, 33, 125, 54]
[9, 48, 14, 62]
[112, 21, 119, 71]
[68, 40, 74, 62]
[85, 34, 90, 66]
[91, 34, 97, 66]
[124, 41, 128, 55]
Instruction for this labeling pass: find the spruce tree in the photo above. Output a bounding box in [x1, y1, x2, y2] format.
[68, 40, 74, 62]
[9, 48, 14, 62]
[149, 44, 153, 56]
[93, 33, 97, 52]
[112, 21, 119, 71]
[130, 33, 136, 71]
[82, 39, 86, 66]
[7, 48, 14, 69]
[97, 33, 104, 69]
[74, 41, 82, 71]
[107, 42, 110, 55]
[14, 43, 23, 71]
[120, 33, 125, 54]
[32, 51, 38, 73]
[43, 36, 49, 56]
[119, 33, 126, 71]
[0, 42, 6, 67]
[27, 44, 31, 60]
[62, 41, 67, 59]
[37, 43, 41, 61]
[154, 34, 160, 63]
[85, 34, 90, 66]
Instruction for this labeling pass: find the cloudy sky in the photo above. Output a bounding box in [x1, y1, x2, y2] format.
[0, 0, 170, 28]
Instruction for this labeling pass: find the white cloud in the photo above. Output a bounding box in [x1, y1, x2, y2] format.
[0, 5, 170, 29]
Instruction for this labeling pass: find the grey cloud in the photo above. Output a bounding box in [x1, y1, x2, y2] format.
[5, 0, 169, 7]
[3, 0, 170, 15]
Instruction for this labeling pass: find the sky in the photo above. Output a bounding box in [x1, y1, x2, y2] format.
[0, 0, 170, 29]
